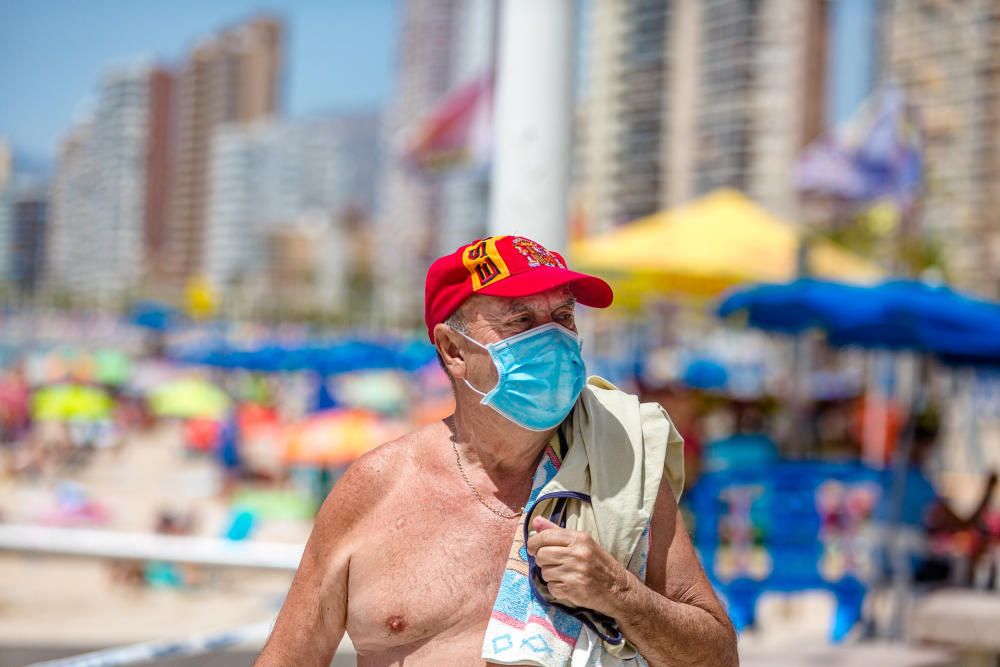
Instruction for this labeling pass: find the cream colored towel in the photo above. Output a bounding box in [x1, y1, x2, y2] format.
[526, 375, 685, 661]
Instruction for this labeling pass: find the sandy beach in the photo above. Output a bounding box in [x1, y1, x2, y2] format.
[0, 425, 962, 666]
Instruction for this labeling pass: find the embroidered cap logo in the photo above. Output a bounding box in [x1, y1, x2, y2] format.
[462, 236, 511, 291]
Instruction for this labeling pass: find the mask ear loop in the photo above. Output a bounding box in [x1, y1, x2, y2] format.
[452, 329, 494, 398]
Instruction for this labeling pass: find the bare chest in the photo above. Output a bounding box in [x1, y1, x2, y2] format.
[345, 488, 520, 655]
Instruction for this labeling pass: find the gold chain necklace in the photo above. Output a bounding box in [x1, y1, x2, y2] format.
[451, 436, 524, 520]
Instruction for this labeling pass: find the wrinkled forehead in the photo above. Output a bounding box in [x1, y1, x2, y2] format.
[461, 286, 577, 319]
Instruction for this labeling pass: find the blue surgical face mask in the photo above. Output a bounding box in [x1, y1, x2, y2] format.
[458, 322, 586, 431]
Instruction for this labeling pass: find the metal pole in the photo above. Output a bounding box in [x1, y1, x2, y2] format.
[0, 524, 303, 571]
[27, 620, 275, 667]
[488, 0, 575, 253]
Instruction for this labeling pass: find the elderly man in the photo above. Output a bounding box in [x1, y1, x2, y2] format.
[256, 236, 737, 666]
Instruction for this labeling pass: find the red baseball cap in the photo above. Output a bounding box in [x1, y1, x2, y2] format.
[425, 235, 613, 341]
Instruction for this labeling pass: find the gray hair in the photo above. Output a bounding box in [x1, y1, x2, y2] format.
[436, 311, 469, 378]
[443, 311, 468, 334]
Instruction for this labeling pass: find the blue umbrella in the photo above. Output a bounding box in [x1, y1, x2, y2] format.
[682, 358, 730, 391]
[129, 301, 185, 331]
[718, 278, 1000, 365]
[171, 337, 439, 374]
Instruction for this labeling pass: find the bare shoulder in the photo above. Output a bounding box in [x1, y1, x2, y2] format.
[315, 420, 448, 531]
[256, 425, 453, 665]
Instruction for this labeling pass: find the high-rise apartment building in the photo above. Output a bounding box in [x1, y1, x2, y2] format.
[8, 183, 47, 296]
[374, 0, 463, 328]
[203, 112, 379, 297]
[580, 0, 828, 234]
[882, 0, 1000, 298]
[47, 63, 172, 304]
[0, 140, 10, 192]
[47, 123, 92, 299]
[160, 16, 283, 292]
[436, 0, 495, 260]
[0, 141, 12, 285]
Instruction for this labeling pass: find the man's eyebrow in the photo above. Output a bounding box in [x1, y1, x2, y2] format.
[499, 299, 532, 316]
[496, 295, 576, 317]
[555, 296, 577, 309]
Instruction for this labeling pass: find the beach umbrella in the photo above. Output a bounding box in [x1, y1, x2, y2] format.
[571, 190, 882, 303]
[149, 377, 231, 420]
[128, 301, 184, 331]
[183, 417, 222, 452]
[717, 278, 1000, 363]
[334, 371, 410, 414]
[93, 349, 132, 387]
[0, 374, 29, 426]
[31, 384, 114, 422]
[280, 409, 407, 467]
[718, 276, 1000, 638]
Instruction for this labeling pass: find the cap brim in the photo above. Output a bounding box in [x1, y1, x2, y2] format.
[477, 266, 614, 308]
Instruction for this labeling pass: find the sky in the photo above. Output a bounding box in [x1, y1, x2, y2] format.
[828, 0, 877, 127]
[0, 0, 400, 164]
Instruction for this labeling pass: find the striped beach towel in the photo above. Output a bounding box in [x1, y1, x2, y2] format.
[481, 434, 651, 666]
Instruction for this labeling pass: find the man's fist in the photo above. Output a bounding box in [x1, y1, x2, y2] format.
[525, 515, 632, 617]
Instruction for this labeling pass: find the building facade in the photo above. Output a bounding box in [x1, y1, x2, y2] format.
[160, 16, 283, 293]
[882, 0, 1000, 298]
[8, 184, 48, 296]
[374, 0, 480, 329]
[579, 0, 828, 235]
[47, 63, 170, 305]
[203, 112, 379, 304]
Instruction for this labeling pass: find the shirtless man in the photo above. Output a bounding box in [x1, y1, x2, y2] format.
[255, 236, 738, 666]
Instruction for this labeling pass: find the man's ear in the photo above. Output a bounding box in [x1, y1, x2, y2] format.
[434, 324, 467, 380]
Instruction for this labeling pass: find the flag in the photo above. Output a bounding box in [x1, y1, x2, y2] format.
[796, 85, 924, 211]
[404, 71, 493, 175]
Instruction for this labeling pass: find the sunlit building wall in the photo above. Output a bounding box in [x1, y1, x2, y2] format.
[883, 0, 1000, 298]
[0, 141, 10, 192]
[374, 0, 462, 329]
[436, 0, 496, 259]
[203, 113, 379, 303]
[47, 63, 160, 304]
[47, 124, 93, 300]
[580, 0, 828, 230]
[161, 16, 283, 294]
[0, 179, 11, 285]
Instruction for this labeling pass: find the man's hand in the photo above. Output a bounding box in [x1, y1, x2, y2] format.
[525, 515, 632, 617]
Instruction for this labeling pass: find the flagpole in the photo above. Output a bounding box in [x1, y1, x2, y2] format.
[488, 0, 575, 253]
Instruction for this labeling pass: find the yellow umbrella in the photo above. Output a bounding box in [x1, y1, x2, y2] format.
[32, 384, 114, 422]
[149, 378, 230, 420]
[571, 189, 882, 304]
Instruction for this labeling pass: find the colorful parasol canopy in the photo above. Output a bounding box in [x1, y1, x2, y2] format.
[280, 409, 408, 467]
[32, 383, 114, 422]
[571, 189, 882, 304]
[148, 377, 231, 420]
[93, 349, 133, 387]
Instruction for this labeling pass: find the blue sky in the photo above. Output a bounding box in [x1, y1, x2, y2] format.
[828, 0, 877, 127]
[0, 0, 399, 163]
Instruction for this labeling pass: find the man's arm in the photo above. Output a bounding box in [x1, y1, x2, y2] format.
[609, 478, 737, 666]
[254, 454, 379, 666]
[528, 475, 738, 667]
